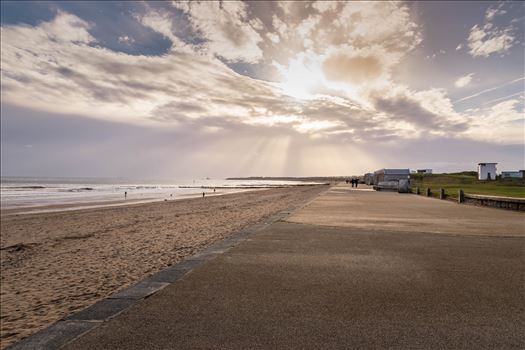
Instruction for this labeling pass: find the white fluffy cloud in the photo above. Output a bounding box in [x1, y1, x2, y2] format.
[171, 1, 264, 63]
[468, 24, 515, 57]
[465, 99, 524, 143]
[467, 4, 517, 59]
[455, 73, 474, 88]
[138, 10, 187, 48]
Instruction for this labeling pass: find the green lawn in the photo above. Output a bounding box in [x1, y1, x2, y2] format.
[410, 173, 525, 199]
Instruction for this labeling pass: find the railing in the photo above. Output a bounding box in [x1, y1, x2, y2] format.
[412, 187, 525, 211]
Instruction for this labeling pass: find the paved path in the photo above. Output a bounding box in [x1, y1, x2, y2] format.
[59, 185, 525, 349]
[288, 186, 525, 236]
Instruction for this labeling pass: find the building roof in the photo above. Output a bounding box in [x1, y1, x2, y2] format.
[375, 168, 410, 175]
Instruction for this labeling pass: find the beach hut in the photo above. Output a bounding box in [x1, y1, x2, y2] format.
[501, 170, 524, 179]
[478, 163, 497, 181]
[363, 173, 374, 185]
[373, 169, 411, 185]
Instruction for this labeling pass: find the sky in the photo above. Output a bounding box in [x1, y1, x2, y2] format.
[1, 1, 524, 179]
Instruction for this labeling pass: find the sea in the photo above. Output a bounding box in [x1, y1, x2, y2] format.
[0, 176, 317, 213]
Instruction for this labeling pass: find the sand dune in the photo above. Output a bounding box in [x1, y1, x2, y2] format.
[0, 185, 327, 348]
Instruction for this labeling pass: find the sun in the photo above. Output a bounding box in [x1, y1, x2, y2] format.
[277, 54, 362, 104]
[277, 56, 325, 100]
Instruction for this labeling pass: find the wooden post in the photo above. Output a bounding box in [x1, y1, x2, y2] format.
[440, 188, 445, 199]
[416, 187, 420, 195]
[426, 188, 431, 197]
[458, 189, 464, 203]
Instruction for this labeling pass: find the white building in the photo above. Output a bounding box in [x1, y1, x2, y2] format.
[417, 169, 433, 174]
[501, 170, 524, 178]
[478, 163, 497, 181]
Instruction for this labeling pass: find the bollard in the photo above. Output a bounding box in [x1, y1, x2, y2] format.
[426, 188, 431, 197]
[458, 189, 464, 203]
[416, 187, 420, 195]
[440, 188, 445, 200]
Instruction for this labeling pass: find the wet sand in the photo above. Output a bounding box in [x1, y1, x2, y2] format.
[0, 185, 327, 348]
[0, 189, 247, 215]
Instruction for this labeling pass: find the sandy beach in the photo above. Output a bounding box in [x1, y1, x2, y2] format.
[0, 185, 327, 348]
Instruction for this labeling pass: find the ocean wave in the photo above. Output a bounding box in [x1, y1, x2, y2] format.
[62, 187, 95, 192]
[7, 186, 46, 189]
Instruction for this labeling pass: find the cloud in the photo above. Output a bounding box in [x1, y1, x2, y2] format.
[266, 32, 280, 44]
[258, 1, 422, 102]
[456, 43, 463, 51]
[40, 10, 95, 43]
[311, 1, 338, 13]
[171, 1, 264, 63]
[138, 10, 188, 48]
[297, 2, 420, 52]
[0, 7, 519, 152]
[258, 1, 421, 80]
[0, 12, 364, 139]
[118, 35, 135, 45]
[370, 86, 469, 138]
[485, 3, 507, 21]
[468, 24, 515, 57]
[465, 98, 524, 144]
[322, 52, 384, 85]
[467, 4, 517, 58]
[455, 73, 474, 88]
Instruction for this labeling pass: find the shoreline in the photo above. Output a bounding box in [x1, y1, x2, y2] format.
[0, 184, 328, 348]
[0, 188, 262, 216]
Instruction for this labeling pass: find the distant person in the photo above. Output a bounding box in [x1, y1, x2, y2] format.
[124, 191, 127, 198]
[351, 179, 355, 188]
[355, 179, 358, 188]
[214, 188, 216, 192]
[202, 192, 205, 198]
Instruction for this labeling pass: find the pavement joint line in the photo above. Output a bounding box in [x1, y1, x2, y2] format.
[4, 195, 319, 350]
[108, 281, 170, 300]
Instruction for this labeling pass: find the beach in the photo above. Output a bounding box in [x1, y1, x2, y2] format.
[0, 184, 327, 348]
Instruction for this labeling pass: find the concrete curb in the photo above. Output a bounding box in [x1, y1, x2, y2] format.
[5, 187, 330, 350]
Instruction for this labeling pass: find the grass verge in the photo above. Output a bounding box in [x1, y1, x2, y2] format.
[410, 173, 525, 199]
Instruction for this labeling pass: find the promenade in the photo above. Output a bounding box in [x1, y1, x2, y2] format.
[20, 185, 525, 349]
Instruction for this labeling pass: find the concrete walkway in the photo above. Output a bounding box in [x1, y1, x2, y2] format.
[57, 185, 525, 348]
